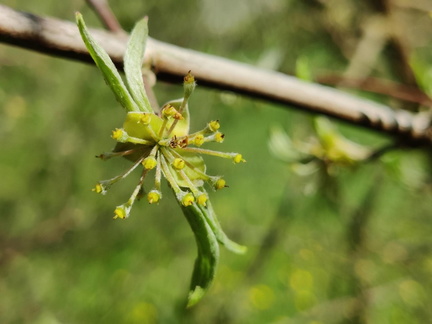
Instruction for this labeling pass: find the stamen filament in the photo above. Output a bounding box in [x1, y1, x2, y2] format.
[176, 167, 200, 196]
[168, 148, 210, 180]
[100, 154, 146, 189]
[159, 152, 182, 194]
[166, 118, 180, 137]
[97, 148, 138, 160]
[154, 151, 162, 190]
[144, 123, 159, 142]
[158, 118, 169, 138]
[126, 136, 154, 145]
[178, 147, 239, 160]
[127, 170, 147, 205]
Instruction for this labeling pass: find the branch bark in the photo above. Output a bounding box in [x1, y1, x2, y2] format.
[1, 4, 431, 145]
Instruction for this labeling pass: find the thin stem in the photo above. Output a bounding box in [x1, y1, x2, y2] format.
[167, 148, 210, 180]
[154, 151, 162, 190]
[126, 169, 148, 206]
[97, 148, 137, 160]
[178, 147, 237, 160]
[100, 153, 146, 187]
[85, 0, 125, 35]
[159, 150, 182, 193]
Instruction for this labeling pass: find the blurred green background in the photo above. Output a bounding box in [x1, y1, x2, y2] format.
[2, 0, 432, 323]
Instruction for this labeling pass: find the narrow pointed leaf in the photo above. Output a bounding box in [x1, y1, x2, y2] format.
[180, 203, 219, 308]
[124, 17, 153, 113]
[198, 199, 247, 254]
[76, 13, 139, 112]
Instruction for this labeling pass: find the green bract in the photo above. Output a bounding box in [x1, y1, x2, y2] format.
[76, 13, 246, 307]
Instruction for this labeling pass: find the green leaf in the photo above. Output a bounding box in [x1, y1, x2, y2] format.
[198, 199, 247, 255]
[180, 203, 219, 308]
[75, 13, 139, 112]
[124, 17, 153, 113]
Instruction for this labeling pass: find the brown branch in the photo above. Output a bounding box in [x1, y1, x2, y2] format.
[0, 4, 431, 145]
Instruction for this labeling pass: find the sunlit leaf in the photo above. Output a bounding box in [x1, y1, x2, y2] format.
[124, 17, 153, 113]
[76, 13, 139, 112]
[181, 203, 219, 308]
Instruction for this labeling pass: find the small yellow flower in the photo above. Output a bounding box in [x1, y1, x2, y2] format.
[114, 206, 128, 219]
[138, 113, 152, 125]
[215, 132, 225, 143]
[197, 193, 208, 206]
[94, 72, 245, 220]
[215, 178, 226, 190]
[233, 154, 245, 164]
[208, 120, 220, 132]
[142, 156, 157, 170]
[173, 158, 186, 170]
[92, 183, 103, 194]
[162, 104, 183, 120]
[147, 190, 161, 204]
[112, 128, 123, 140]
[194, 134, 205, 146]
[182, 193, 195, 206]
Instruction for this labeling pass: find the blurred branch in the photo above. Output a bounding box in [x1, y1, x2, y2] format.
[1, 4, 432, 144]
[365, 0, 421, 108]
[317, 75, 432, 108]
[85, 0, 124, 35]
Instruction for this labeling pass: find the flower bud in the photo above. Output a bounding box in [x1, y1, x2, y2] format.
[197, 193, 208, 206]
[113, 204, 130, 219]
[183, 71, 196, 98]
[173, 158, 186, 170]
[181, 192, 195, 206]
[208, 120, 220, 132]
[138, 113, 152, 125]
[233, 154, 245, 164]
[147, 190, 161, 204]
[111, 128, 129, 142]
[214, 178, 226, 190]
[92, 183, 105, 194]
[215, 132, 225, 143]
[193, 134, 205, 146]
[142, 156, 157, 170]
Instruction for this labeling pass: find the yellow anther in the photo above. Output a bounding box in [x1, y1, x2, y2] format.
[173, 158, 186, 170]
[147, 191, 161, 204]
[215, 132, 225, 143]
[173, 112, 184, 120]
[111, 128, 124, 140]
[233, 154, 245, 164]
[113, 206, 127, 219]
[215, 178, 226, 190]
[162, 104, 177, 118]
[138, 113, 151, 125]
[92, 183, 103, 194]
[184, 71, 195, 84]
[182, 193, 195, 206]
[197, 193, 208, 206]
[142, 156, 157, 170]
[209, 120, 220, 132]
[194, 134, 205, 146]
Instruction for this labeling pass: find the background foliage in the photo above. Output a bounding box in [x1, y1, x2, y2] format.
[1, 0, 432, 323]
